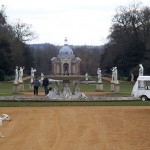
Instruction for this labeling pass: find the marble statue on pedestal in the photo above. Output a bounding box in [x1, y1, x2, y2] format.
[85, 73, 88, 81]
[111, 67, 115, 83]
[18, 66, 25, 83]
[40, 73, 44, 81]
[139, 64, 144, 76]
[111, 66, 119, 83]
[97, 68, 102, 83]
[31, 68, 36, 83]
[14, 66, 19, 84]
[114, 67, 119, 84]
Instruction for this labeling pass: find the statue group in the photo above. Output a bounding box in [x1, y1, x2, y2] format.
[13, 64, 144, 93]
[14, 66, 25, 84]
[96, 64, 144, 84]
[14, 67, 38, 84]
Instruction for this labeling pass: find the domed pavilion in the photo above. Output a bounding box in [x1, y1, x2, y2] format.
[51, 38, 81, 75]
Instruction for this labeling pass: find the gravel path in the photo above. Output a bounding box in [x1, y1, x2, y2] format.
[0, 107, 149, 150]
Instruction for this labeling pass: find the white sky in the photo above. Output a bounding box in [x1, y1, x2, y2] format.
[0, 0, 150, 45]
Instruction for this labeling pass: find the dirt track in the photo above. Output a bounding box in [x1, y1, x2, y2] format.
[0, 106, 150, 150]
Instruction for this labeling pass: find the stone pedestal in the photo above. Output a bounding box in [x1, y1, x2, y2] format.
[114, 83, 120, 93]
[96, 83, 103, 91]
[110, 82, 115, 91]
[85, 81, 89, 84]
[19, 82, 24, 91]
[13, 83, 19, 93]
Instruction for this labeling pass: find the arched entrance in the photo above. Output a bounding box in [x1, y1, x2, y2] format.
[63, 63, 69, 75]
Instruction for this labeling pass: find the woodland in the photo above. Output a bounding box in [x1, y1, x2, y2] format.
[0, 2, 150, 80]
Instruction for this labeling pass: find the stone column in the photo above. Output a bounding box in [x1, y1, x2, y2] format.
[76, 63, 78, 75]
[54, 64, 56, 75]
[69, 63, 71, 75]
[61, 63, 63, 75]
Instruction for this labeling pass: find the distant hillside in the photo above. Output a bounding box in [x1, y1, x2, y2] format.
[29, 43, 104, 51]
[29, 43, 53, 49]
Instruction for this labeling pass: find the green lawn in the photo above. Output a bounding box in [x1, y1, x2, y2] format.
[1, 80, 149, 107]
[0, 81, 31, 93]
[0, 81, 134, 96]
[0, 81, 135, 94]
[0, 101, 150, 107]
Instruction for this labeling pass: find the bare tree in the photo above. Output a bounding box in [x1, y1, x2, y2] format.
[12, 19, 38, 42]
[101, 1, 150, 76]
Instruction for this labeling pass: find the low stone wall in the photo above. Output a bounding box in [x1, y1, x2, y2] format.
[88, 96, 140, 101]
[0, 95, 140, 102]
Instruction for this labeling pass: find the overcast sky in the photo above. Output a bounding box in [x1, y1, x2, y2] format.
[0, 0, 150, 45]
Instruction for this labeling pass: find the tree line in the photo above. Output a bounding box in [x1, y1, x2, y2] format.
[100, 2, 150, 79]
[1, 2, 150, 81]
[0, 6, 102, 80]
[0, 6, 35, 80]
[30, 1, 150, 79]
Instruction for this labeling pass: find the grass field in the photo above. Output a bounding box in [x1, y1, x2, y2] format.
[1, 80, 150, 106]
[0, 100, 150, 107]
[0, 81, 134, 94]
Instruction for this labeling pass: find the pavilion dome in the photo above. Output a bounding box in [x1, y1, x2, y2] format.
[59, 46, 74, 56]
[57, 38, 74, 58]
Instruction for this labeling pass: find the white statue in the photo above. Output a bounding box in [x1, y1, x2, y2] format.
[31, 68, 36, 83]
[53, 82, 59, 95]
[14, 66, 19, 84]
[18, 66, 25, 83]
[111, 67, 115, 83]
[40, 73, 44, 81]
[85, 73, 88, 81]
[114, 67, 119, 84]
[130, 72, 134, 82]
[111, 67, 119, 83]
[139, 64, 144, 76]
[63, 84, 71, 99]
[97, 68, 102, 83]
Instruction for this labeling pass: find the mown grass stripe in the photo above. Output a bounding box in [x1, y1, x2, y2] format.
[0, 101, 150, 107]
